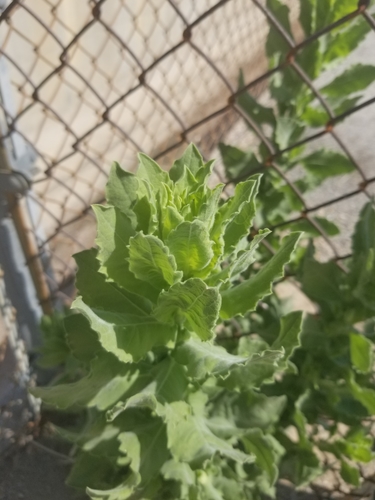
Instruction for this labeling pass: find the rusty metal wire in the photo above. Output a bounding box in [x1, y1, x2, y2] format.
[1, 1, 375, 497]
[0, 0, 374, 298]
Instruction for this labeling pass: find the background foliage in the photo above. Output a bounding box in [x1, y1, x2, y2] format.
[32, 0, 375, 498]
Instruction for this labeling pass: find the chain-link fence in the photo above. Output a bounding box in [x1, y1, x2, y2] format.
[1, 1, 375, 496]
[0, 0, 374, 309]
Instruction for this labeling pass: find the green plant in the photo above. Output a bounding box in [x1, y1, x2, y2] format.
[217, 0, 375, 489]
[217, 202, 375, 487]
[221, 0, 374, 237]
[32, 145, 303, 499]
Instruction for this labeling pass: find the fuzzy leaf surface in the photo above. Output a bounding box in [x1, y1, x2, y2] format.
[154, 278, 221, 340]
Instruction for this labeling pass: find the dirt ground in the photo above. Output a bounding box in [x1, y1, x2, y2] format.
[0, 442, 84, 500]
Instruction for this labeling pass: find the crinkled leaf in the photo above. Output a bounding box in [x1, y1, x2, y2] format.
[161, 459, 195, 494]
[87, 473, 141, 500]
[105, 162, 138, 225]
[117, 411, 170, 486]
[166, 220, 214, 278]
[197, 184, 224, 230]
[107, 358, 189, 421]
[92, 205, 158, 302]
[31, 353, 138, 410]
[169, 143, 205, 181]
[73, 297, 175, 363]
[154, 278, 221, 341]
[271, 311, 302, 360]
[226, 350, 284, 390]
[220, 232, 301, 318]
[137, 153, 170, 190]
[74, 249, 152, 314]
[128, 233, 182, 290]
[174, 337, 248, 379]
[161, 204, 184, 240]
[132, 195, 154, 234]
[164, 401, 254, 467]
[242, 429, 284, 486]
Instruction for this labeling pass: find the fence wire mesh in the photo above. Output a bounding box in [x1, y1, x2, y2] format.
[1, 1, 375, 495]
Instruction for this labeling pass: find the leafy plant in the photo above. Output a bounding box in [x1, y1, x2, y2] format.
[218, 0, 375, 490]
[221, 0, 374, 236]
[32, 145, 303, 500]
[219, 202, 375, 488]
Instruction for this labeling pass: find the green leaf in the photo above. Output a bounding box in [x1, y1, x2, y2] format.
[86, 474, 140, 500]
[352, 202, 375, 257]
[166, 220, 214, 278]
[118, 422, 166, 482]
[350, 333, 373, 373]
[38, 314, 70, 368]
[226, 350, 284, 389]
[324, 20, 369, 65]
[219, 143, 262, 181]
[230, 229, 272, 277]
[218, 178, 258, 223]
[280, 448, 321, 486]
[132, 195, 153, 233]
[128, 233, 182, 290]
[237, 70, 276, 126]
[174, 338, 248, 379]
[74, 249, 152, 314]
[197, 184, 224, 230]
[271, 311, 302, 360]
[340, 460, 360, 487]
[339, 429, 374, 463]
[242, 429, 283, 486]
[265, 0, 293, 58]
[72, 297, 175, 363]
[31, 353, 139, 410]
[107, 357, 189, 421]
[275, 116, 304, 150]
[169, 143, 205, 181]
[154, 278, 221, 341]
[137, 153, 170, 190]
[348, 374, 375, 414]
[301, 256, 342, 303]
[164, 401, 254, 467]
[161, 459, 195, 492]
[285, 216, 340, 237]
[105, 162, 138, 225]
[161, 205, 184, 240]
[300, 150, 355, 183]
[321, 64, 375, 98]
[68, 452, 125, 493]
[92, 205, 158, 302]
[220, 232, 301, 318]
[64, 313, 101, 364]
[212, 390, 287, 433]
